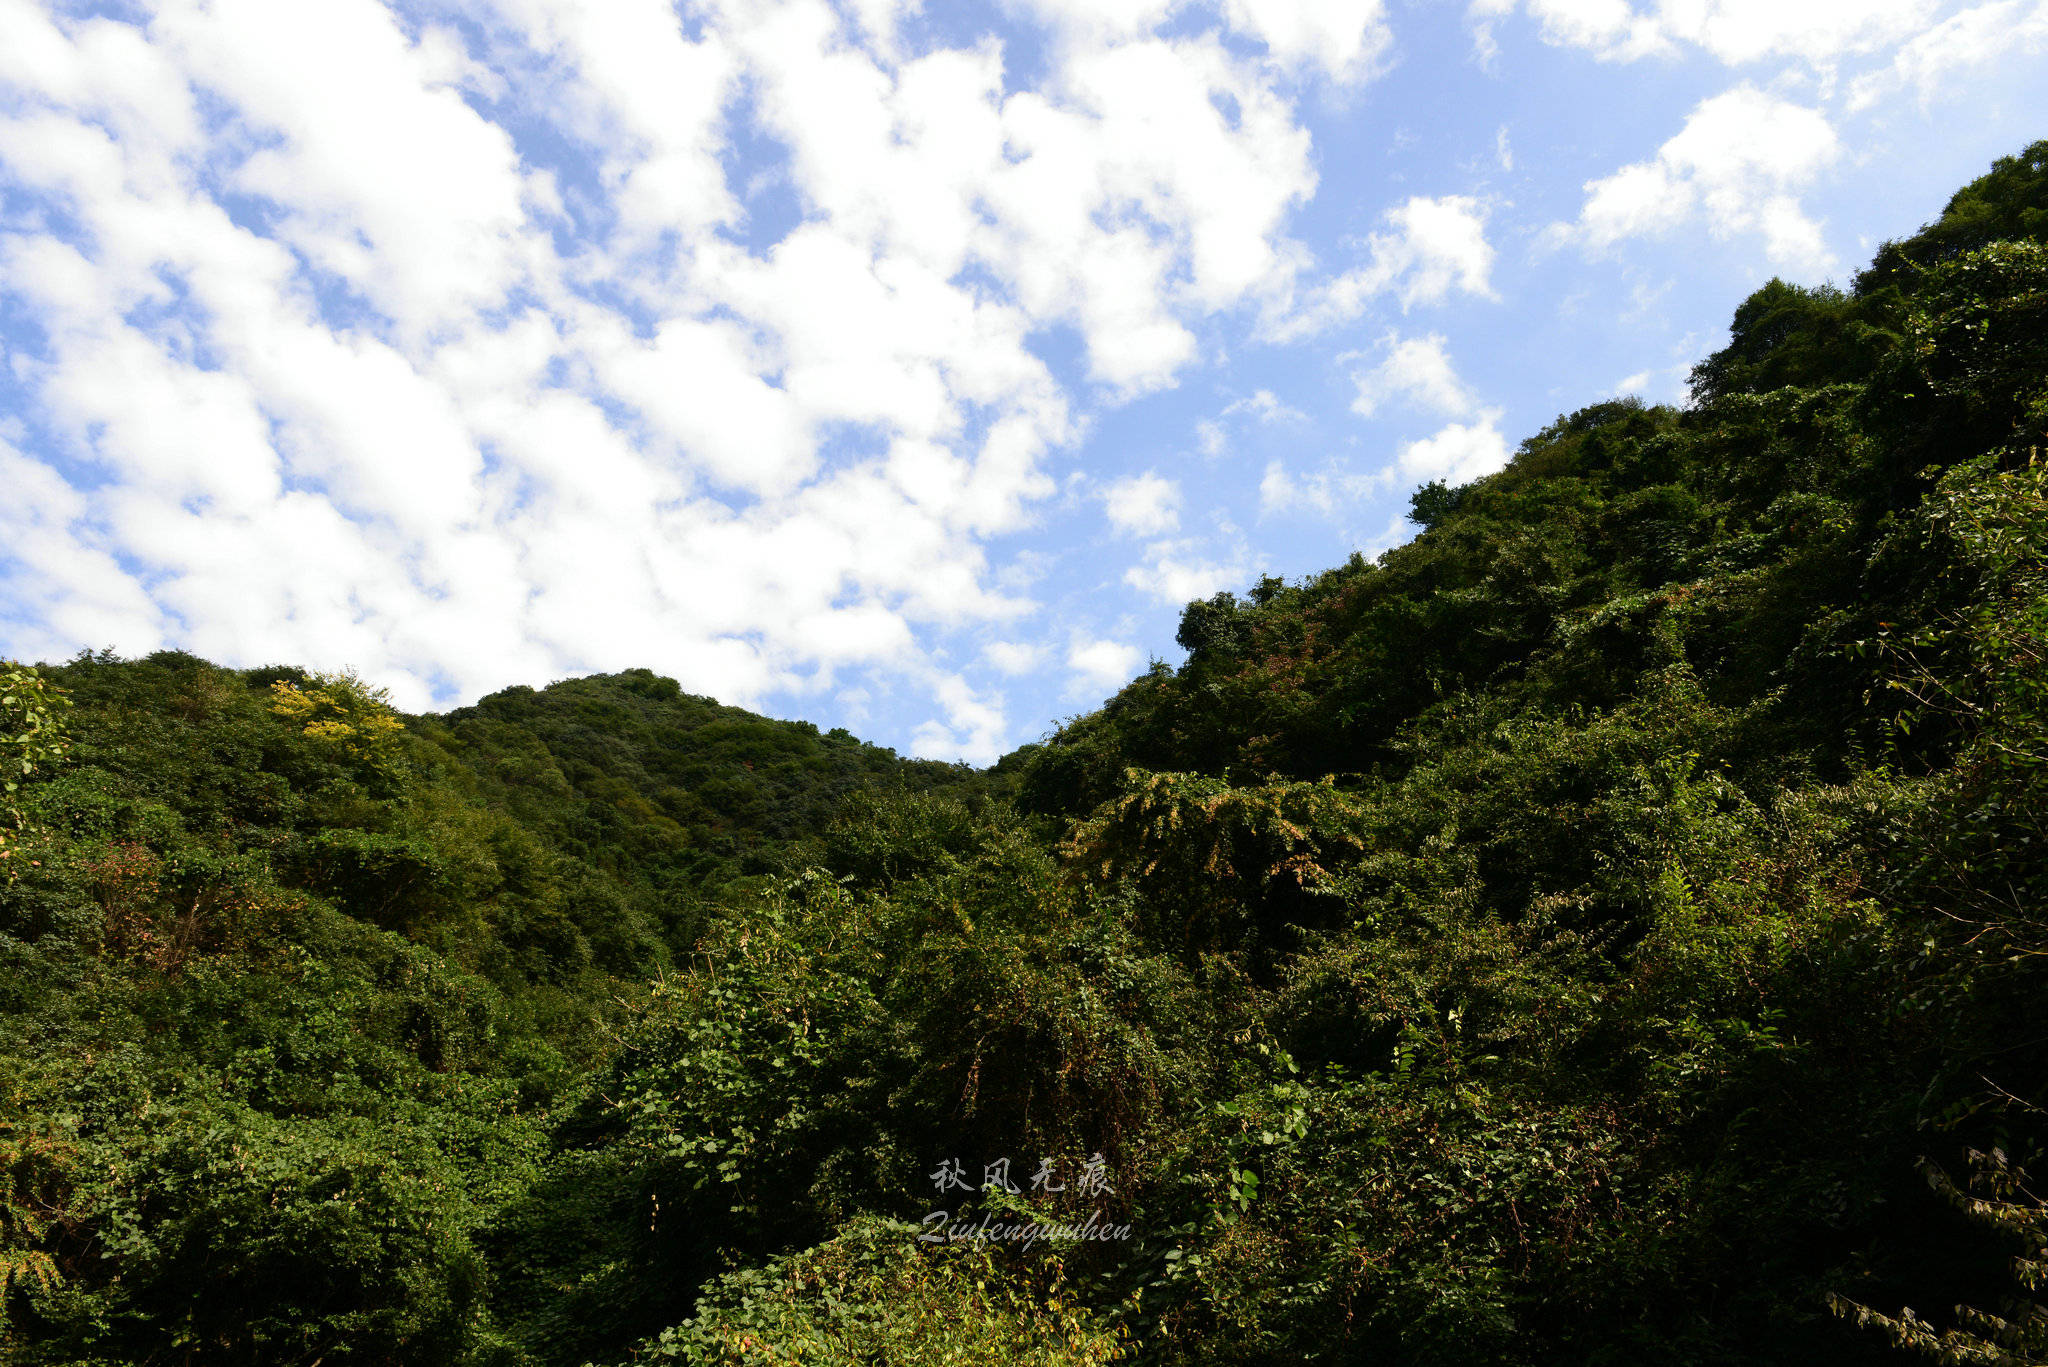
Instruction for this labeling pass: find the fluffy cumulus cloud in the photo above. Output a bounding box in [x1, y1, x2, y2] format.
[1066, 635, 1145, 697]
[1102, 472, 1183, 536]
[1260, 460, 1351, 517]
[1341, 332, 1507, 501]
[1349, 333, 1479, 418]
[1556, 86, 1841, 271]
[982, 639, 1047, 674]
[909, 671, 1010, 765]
[0, 0, 1379, 752]
[1219, 0, 1396, 80]
[1395, 418, 1515, 486]
[1123, 539, 1252, 605]
[1269, 194, 1497, 340]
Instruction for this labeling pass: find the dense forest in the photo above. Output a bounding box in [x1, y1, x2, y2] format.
[2, 142, 2045, 1365]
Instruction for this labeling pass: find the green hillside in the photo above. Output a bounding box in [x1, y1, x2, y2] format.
[2, 142, 2045, 1366]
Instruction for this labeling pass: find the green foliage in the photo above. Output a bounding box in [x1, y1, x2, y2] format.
[1062, 768, 1366, 958]
[1858, 142, 2048, 297]
[5, 142, 2048, 1367]
[633, 1218, 1127, 1366]
[0, 663, 72, 878]
[991, 142, 2048, 1364]
[0, 654, 965, 1363]
[1688, 279, 1884, 403]
[1408, 477, 1466, 531]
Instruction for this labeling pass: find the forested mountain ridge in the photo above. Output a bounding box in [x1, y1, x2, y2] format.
[1018, 140, 2048, 813]
[0, 658, 980, 1362]
[1, 142, 2045, 1366]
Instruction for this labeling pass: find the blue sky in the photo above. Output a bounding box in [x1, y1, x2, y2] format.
[2, 0, 2044, 761]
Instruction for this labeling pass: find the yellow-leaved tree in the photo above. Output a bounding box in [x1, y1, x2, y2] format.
[269, 669, 407, 777]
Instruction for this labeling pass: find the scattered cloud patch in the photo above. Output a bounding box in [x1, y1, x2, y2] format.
[1193, 387, 1308, 458]
[1261, 459, 1357, 517]
[1393, 415, 1515, 486]
[1363, 512, 1418, 556]
[1019, 0, 1395, 82]
[1349, 333, 1481, 418]
[1847, 0, 2048, 109]
[1475, 0, 1941, 65]
[1123, 539, 1251, 604]
[1269, 195, 1497, 340]
[1219, 0, 1396, 81]
[911, 672, 1009, 764]
[1222, 389, 1305, 424]
[1613, 361, 1693, 403]
[1555, 87, 1840, 272]
[1102, 471, 1183, 536]
[1066, 635, 1144, 697]
[983, 639, 1048, 674]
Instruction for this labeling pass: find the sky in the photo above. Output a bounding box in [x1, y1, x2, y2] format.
[1, 0, 2044, 762]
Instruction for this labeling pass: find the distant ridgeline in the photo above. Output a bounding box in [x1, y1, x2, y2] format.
[2, 143, 2045, 1367]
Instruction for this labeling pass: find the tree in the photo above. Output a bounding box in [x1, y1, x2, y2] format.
[269, 668, 407, 778]
[0, 662, 70, 878]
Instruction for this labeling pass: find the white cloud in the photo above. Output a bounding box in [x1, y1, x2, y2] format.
[910, 671, 1009, 763]
[1218, 0, 1395, 81]
[154, 0, 537, 340]
[1123, 539, 1250, 604]
[479, 0, 739, 251]
[1361, 512, 1417, 557]
[1270, 195, 1497, 340]
[1350, 333, 1480, 418]
[1103, 471, 1183, 536]
[1011, 0, 1180, 43]
[1194, 387, 1307, 457]
[1067, 636, 1145, 697]
[0, 0, 1361, 750]
[1556, 87, 1840, 272]
[1394, 414, 1515, 485]
[1613, 361, 1692, 402]
[1017, 0, 1393, 82]
[1847, 0, 2048, 109]
[1477, 0, 1940, 65]
[1222, 389, 1305, 423]
[983, 640, 1047, 674]
[0, 435, 166, 660]
[1676, 0, 1938, 63]
[1482, 0, 1669, 59]
[1261, 460, 1339, 516]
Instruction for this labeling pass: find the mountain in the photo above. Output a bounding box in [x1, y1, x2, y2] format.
[1, 141, 2044, 1366]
